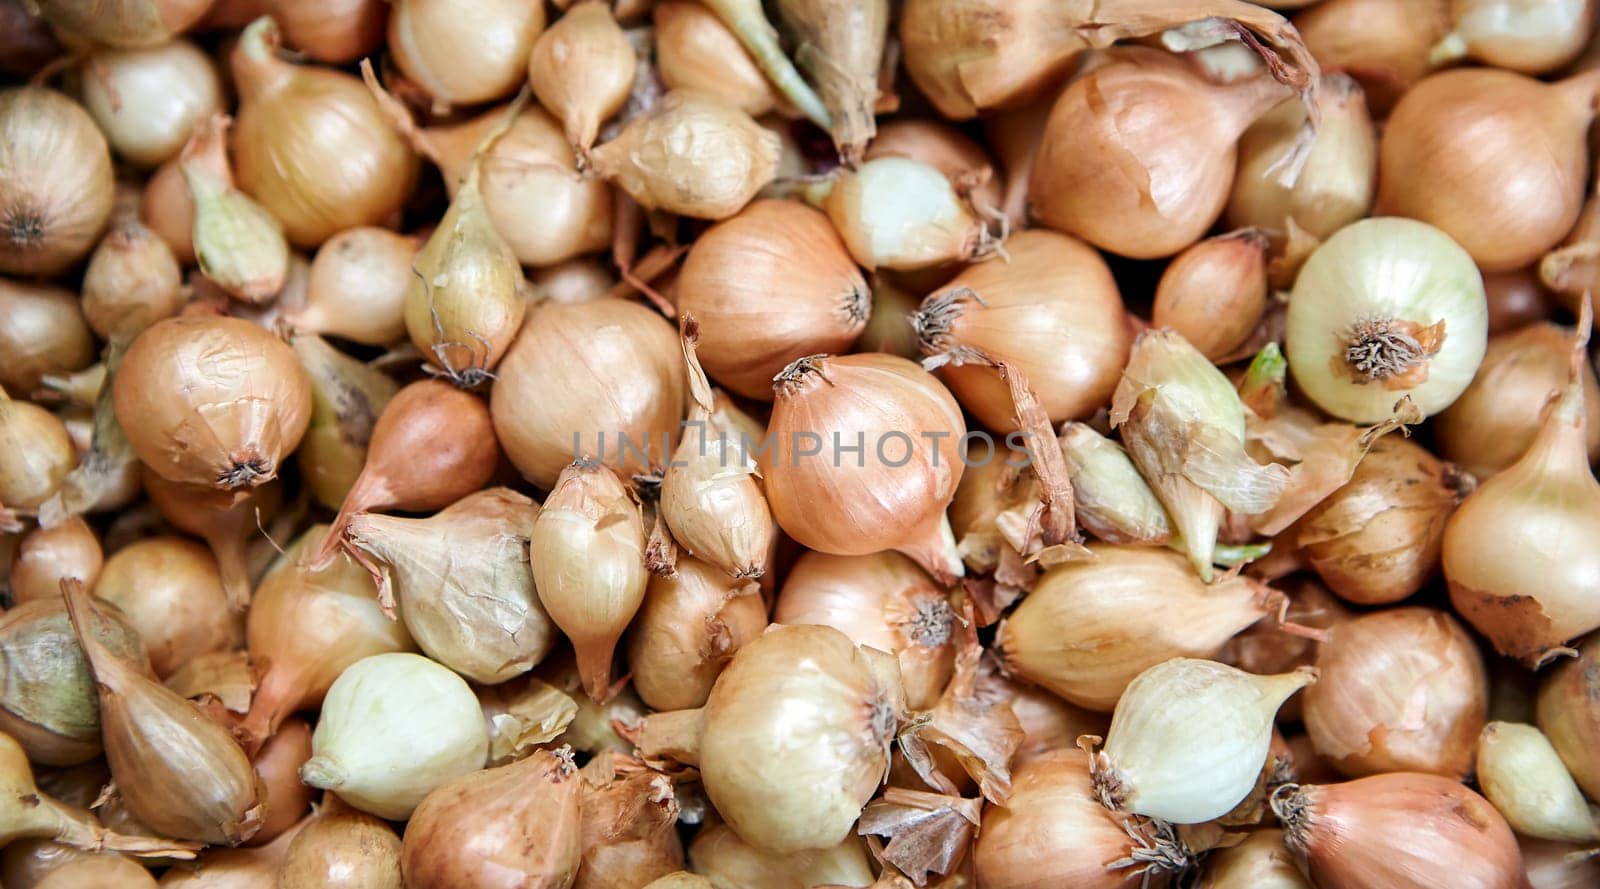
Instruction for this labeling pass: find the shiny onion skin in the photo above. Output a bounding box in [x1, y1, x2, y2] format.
[0, 87, 115, 277]
[1276, 773, 1531, 889]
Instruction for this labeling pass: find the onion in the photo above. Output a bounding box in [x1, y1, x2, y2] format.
[1, 840, 103, 889]
[1218, 577, 1349, 721]
[533, 259, 617, 305]
[589, 91, 781, 220]
[139, 156, 195, 264]
[156, 819, 303, 888]
[391, 0, 545, 108]
[300, 652, 488, 820]
[775, 550, 956, 711]
[532, 462, 648, 702]
[79, 39, 223, 167]
[1443, 321, 1600, 665]
[687, 822, 875, 889]
[34, 857, 157, 889]
[246, 716, 313, 846]
[575, 761, 684, 889]
[0, 392, 76, 516]
[1436, 322, 1600, 479]
[278, 796, 403, 889]
[1285, 217, 1487, 422]
[1428, 0, 1594, 73]
[1196, 829, 1309, 889]
[528, 2, 635, 158]
[93, 536, 241, 678]
[1476, 721, 1600, 844]
[676, 200, 869, 401]
[856, 275, 922, 361]
[0, 0, 62, 77]
[1484, 269, 1554, 336]
[1275, 773, 1528, 889]
[143, 470, 279, 611]
[627, 557, 767, 712]
[1292, 0, 1451, 113]
[180, 113, 290, 305]
[762, 353, 966, 583]
[653, 2, 780, 116]
[28, 0, 211, 48]
[1377, 68, 1600, 273]
[1537, 631, 1600, 802]
[1030, 51, 1291, 259]
[8, 517, 102, 606]
[913, 229, 1129, 431]
[282, 228, 418, 347]
[288, 332, 398, 510]
[774, 0, 886, 163]
[114, 315, 310, 491]
[235, 525, 416, 753]
[866, 120, 1004, 215]
[81, 204, 183, 343]
[808, 156, 997, 271]
[1522, 838, 1600, 889]
[491, 299, 684, 489]
[401, 747, 581, 888]
[0, 281, 94, 399]
[230, 16, 418, 247]
[1302, 607, 1487, 779]
[0, 87, 115, 277]
[1541, 191, 1600, 315]
[255, 0, 387, 63]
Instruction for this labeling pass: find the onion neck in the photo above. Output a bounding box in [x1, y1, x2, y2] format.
[894, 514, 964, 586]
[1214, 72, 1294, 141]
[232, 16, 295, 100]
[236, 664, 304, 756]
[772, 354, 831, 399]
[298, 754, 347, 791]
[1516, 381, 1594, 483]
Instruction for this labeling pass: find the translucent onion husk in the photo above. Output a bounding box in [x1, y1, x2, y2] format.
[1538, 631, 1600, 802]
[626, 557, 768, 712]
[0, 87, 115, 277]
[693, 624, 903, 854]
[79, 39, 223, 168]
[7, 516, 102, 606]
[652, 2, 781, 117]
[0, 597, 147, 766]
[973, 749, 1177, 889]
[142, 469, 279, 611]
[1293, 436, 1469, 605]
[1275, 773, 1528, 889]
[588, 90, 781, 221]
[278, 795, 403, 889]
[1151, 229, 1269, 362]
[401, 747, 582, 888]
[245, 716, 313, 847]
[1476, 721, 1600, 844]
[344, 487, 554, 684]
[1217, 577, 1350, 722]
[229, 16, 419, 247]
[575, 760, 684, 889]
[366, 92, 612, 267]
[1292, 0, 1450, 113]
[1436, 322, 1600, 479]
[139, 156, 195, 264]
[235, 525, 416, 754]
[313, 379, 499, 568]
[532, 462, 649, 702]
[914, 229, 1130, 431]
[285, 227, 419, 347]
[80, 210, 183, 344]
[1521, 837, 1600, 889]
[477, 675, 577, 765]
[1029, 51, 1292, 259]
[162, 650, 253, 721]
[92, 536, 242, 679]
[113, 315, 311, 492]
[0, 394, 77, 515]
[1443, 325, 1600, 665]
[391, 0, 546, 107]
[687, 821, 876, 889]
[491, 298, 685, 489]
[288, 332, 400, 511]
[775, 0, 887, 163]
[675, 200, 869, 401]
[547, 660, 647, 758]
[1376, 67, 1600, 273]
[1428, 0, 1595, 74]
[775, 550, 956, 711]
[61, 580, 264, 846]
[527, 1, 636, 157]
[1058, 422, 1171, 547]
[1303, 607, 1488, 779]
[0, 280, 95, 398]
[762, 353, 966, 583]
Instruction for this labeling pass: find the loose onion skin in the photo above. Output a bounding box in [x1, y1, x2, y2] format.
[0, 88, 115, 277]
[626, 557, 768, 712]
[113, 315, 312, 492]
[79, 40, 224, 168]
[676, 200, 869, 401]
[1377, 68, 1598, 273]
[230, 16, 418, 247]
[914, 229, 1130, 431]
[1303, 607, 1488, 779]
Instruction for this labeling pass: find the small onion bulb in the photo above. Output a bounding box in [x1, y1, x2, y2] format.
[79, 40, 223, 168]
[0, 87, 115, 277]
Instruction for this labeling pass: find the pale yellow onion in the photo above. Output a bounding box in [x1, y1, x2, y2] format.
[653, 1, 780, 116]
[29, 0, 211, 48]
[290, 331, 400, 510]
[810, 156, 994, 271]
[92, 537, 241, 679]
[0, 281, 94, 397]
[80, 207, 183, 343]
[0, 393, 77, 513]
[391, 0, 545, 107]
[865, 119, 1004, 215]
[1476, 721, 1600, 844]
[528, 2, 636, 156]
[533, 259, 617, 304]
[626, 557, 767, 711]
[687, 822, 874, 889]
[7, 517, 102, 605]
[79, 40, 223, 167]
[1196, 829, 1308, 889]
[284, 227, 419, 346]
[491, 299, 685, 489]
[0, 87, 115, 277]
[230, 16, 419, 247]
[181, 114, 291, 305]
[1429, 0, 1595, 73]
[259, 0, 387, 63]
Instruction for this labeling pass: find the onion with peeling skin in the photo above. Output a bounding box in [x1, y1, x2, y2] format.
[626, 557, 768, 712]
[1536, 631, 1600, 801]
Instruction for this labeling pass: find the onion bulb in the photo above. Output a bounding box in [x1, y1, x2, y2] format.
[776, 550, 956, 711]
[1485, 269, 1555, 336]
[589, 90, 780, 220]
[139, 156, 195, 264]
[914, 229, 1129, 431]
[1293, 0, 1450, 113]
[286, 227, 418, 347]
[531, 259, 616, 305]
[675, 200, 869, 401]
[528, 2, 636, 158]
[81, 204, 183, 344]
[1436, 322, 1600, 479]
[1151, 229, 1268, 362]
[0, 280, 94, 399]
[391, 0, 546, 108]
[491, 298, 684, 489]
[1092, 659, 1315, 824]
[181, 114, 290, 304]
[278, 796, 403, 889]
[687, 822, 875, 889]
[300, 652, 488, 820]
[1538, 631, 1600, 802]
[0, 87, 115, 276]
[1522, 837, 1600, 889]
[36, 856, 158, 889]
[1030, 51, 1292, 259]
[113, 314, 311, 491]
[230, 16, 418, 247]
[1275, 773, 1528, 889]
[1285, 217, 1487, 422]
[1, 0, 62, 76]
[866, 119, 1004, 215]
[246, 717, 313, 847]
[532, 461, 649, 702]
[0, 391, 76, 515]
[1443, 321, 1600, 665]
[288, 331, 399, 510]
[79, 39, 223, 168]
[807, 156, 997, 271]
[248, 0, 387, 63]
[29, 0, 211, 48]
[762, 353, 966, 583]
[235, 525, 415, 754]
[1377, 67, 1600, 272]
[627, 557, 767, 712]
[1000, 546, 1280, 711]
[1195, 829, 1308, 889]
[652, 2, 780, 116]
[697, 624, 902, 854]
[574, 759, 683, 889]
[775, 0, 887, 163]
[1477, 721, 1600, 844]
[1428, 0, 1594, 74]
[7, 516, 102, 606]
[1303, 607, 1487, 779]
[92, 536, 241, 678]
[143, 468, 279, 612]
